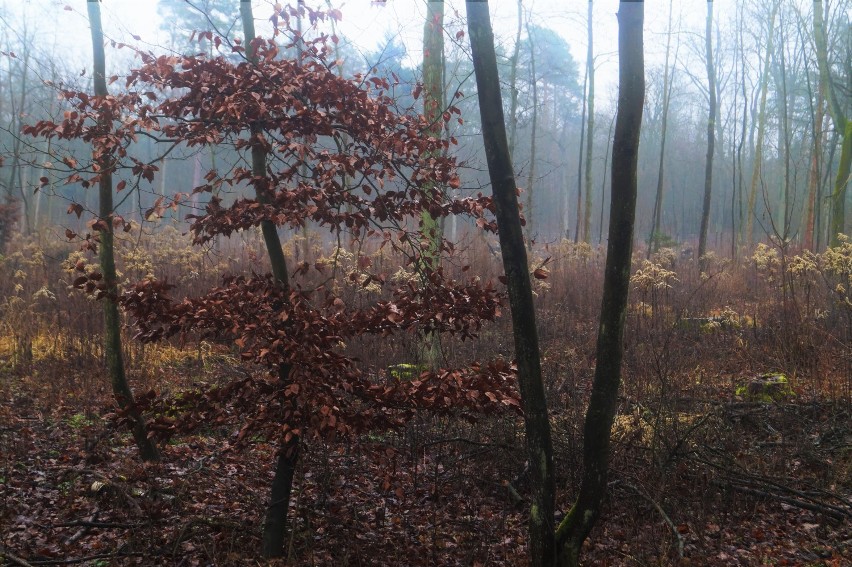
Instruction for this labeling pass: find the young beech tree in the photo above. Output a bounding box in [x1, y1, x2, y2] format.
[31, 4, 521, 558]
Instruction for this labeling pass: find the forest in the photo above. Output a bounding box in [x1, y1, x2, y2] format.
[0, 0, 850, 565]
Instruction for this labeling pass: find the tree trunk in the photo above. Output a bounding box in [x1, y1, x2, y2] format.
[777, 16, 792, 238]
[420, 0, 445, 368]
[583, 0, 595, 244]
[745, 0, 780, 248]
[240, 1, 297, 558]
[87, 0, 159, 463]
[525, 23, 538, 245]
[574, 63, 588, 243]
[508, 0, 523, 160]
[830, 120, 852, 245]
[647, 0, 674, 257]
[804, 81, 825, 250]
[814, 0, 849, 246]
[556, 2, 644, 565]
[698, 0, 716, 263]
[466, 3, 556, 564]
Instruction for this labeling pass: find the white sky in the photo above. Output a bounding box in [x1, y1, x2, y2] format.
[7, 0, 738, 105]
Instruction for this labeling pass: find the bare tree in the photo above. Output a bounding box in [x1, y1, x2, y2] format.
[555, 1, 644, 564]
[698, 0, 717, 262]
[87, 0, 160, 463]
[466, 2, 555, 563]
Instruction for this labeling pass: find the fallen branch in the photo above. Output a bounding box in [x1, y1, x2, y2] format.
[1, 550, 36, 567]
[25, 552, 147, 565]
[712, 479, 848, 521]
[55, 520, 142, 529]
[619, 481, 684, 559]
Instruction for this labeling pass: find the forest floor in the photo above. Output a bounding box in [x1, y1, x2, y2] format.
[2, 236, 852, 565]
[1, 340, 850, 566]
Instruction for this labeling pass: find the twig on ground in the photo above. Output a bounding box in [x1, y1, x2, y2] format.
[620, 481, 684, 559]
[1, 550, 36, 567]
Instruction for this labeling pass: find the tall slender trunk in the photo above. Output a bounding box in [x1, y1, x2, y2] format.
[745, 0, 779, 248]
[556, 4, 644, 565]
[819, 129, 840, 250]
[422, 0, 444, 272]
[508, 0, 523, 160]
[420, 0, 445, 368]
[87, 0, 159, 463]
[599, 114, 615, 245]
[815, 0, 850, 246]
[777, 17, 792, 238]
[647, 0, 674, 257]
[574, 64, 588, 243]
[734, 4, 749, 258]
[240, 1, 298, 558]
[466, 3, 555, 563]
[525, 24, 538, 244]
[805, 81, 825, 250]
[583, 0, 595, 244]
[698, 0, 716, 263]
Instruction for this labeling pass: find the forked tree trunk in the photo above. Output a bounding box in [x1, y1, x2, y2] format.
[239, 1, 298, 558]
[87, 0, 159, 463]
[555, 2, 644, 565]
[466, 2, 556, 564]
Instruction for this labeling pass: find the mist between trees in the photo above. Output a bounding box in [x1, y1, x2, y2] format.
[1, 0, 849, 249]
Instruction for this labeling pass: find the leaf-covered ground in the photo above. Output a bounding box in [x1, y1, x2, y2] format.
[1, 368, 849, 566]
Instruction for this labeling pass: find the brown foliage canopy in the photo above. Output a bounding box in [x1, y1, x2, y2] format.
[26, 10, 518, 448]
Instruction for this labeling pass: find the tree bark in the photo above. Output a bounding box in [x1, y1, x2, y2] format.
[508, 0, 523, 160]
[525, 23, 538, 244]
[87, 0, 160, 463]
[698, 0, 716, 263]
[574, 64, 588, 243]
[466, 2, 556, 564]
[556, 2, 644, 565]
[745, 0, 780, 248]
[240, 1, 297, 558]
[583, 0, 595, 244]
[815, 0, 849, 246]
[804, 80, 825, 250]
[647, 0, 674, 257]
[420, 0, 445, 368]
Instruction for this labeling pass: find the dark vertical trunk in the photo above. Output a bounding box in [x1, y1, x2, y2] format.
[87, 0, 159, 463]
[466, 2, 555, 564]
[556, 2, 644, 565]
[240, 1, 297, 558]
[698, 0, 716, 263]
